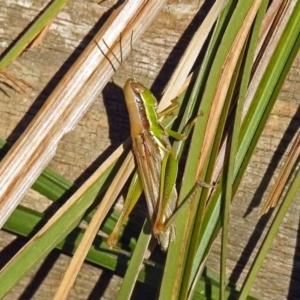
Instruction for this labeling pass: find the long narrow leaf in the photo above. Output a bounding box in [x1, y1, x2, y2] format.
[0, 0, 68, 69]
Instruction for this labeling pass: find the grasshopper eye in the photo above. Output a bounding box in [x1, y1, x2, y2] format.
[131, 82, 145, 93]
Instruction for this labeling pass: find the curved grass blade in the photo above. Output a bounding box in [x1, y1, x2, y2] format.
[0, 0, 68, 69]
[239, 159, 300, 299]
[0, 145, 127, 297]
[188, 2, 300, 298]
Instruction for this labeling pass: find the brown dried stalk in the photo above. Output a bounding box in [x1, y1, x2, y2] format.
[260, 129, 300, 215]
[0, 0, 166, 228]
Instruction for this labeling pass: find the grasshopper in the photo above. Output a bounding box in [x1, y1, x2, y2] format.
[105, 45, 198, 251]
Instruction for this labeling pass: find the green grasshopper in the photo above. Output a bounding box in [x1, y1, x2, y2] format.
[105, 46, 199, 251]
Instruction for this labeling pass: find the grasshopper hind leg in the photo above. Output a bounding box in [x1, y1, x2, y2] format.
[107, 171, 143, 249]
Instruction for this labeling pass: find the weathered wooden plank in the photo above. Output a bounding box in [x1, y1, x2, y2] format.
[0, 1, 299, 299]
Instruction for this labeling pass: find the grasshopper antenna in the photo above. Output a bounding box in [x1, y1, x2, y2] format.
[100, 38, 135, 81]
[129, 31, 136, 81]
[94, 39, 117, 73]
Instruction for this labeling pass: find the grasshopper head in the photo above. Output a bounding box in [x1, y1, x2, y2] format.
[124, 79, 158, 107]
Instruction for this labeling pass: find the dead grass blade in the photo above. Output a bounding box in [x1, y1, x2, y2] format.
[261, 129, 300, 214]
[54, 153, 134, 300]
[197, 0, 264, 179]
[160, 0, 229, 110]
[0, 0, 165, 228]
[27, 19, 53, 50]
[0, 70, 33, 93]
[213, 0, 297, 184]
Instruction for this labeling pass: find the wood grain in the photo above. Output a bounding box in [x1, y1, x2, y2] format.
[0, 1, 299, 299]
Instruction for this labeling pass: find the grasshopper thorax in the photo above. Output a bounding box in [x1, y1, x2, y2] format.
[123, 78, 160, 138]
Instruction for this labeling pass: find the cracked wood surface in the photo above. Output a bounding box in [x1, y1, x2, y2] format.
[0, 1, 299, 299]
